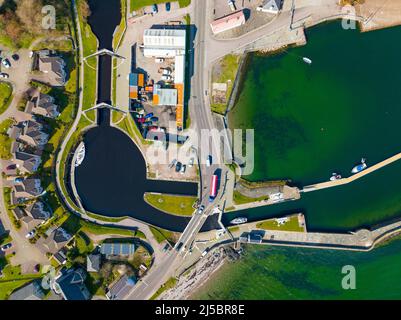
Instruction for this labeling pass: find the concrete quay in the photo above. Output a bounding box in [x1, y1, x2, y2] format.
[303, 152, 401, 192]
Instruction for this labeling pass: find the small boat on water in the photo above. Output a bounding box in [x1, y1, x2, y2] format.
[230, 217, 247, 225]
[330, 173, 342, 181]
[351, 158, 367, 174]
[75, 143, 86, 167]
[303, 57, 312, 64]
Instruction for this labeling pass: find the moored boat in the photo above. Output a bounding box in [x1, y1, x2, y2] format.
[230, 217, 247, 225]
[351, 158, 367, 174]
[330, 173, 342, 181]
[303, 57, 312, 64]
[75, 143, 86, 167]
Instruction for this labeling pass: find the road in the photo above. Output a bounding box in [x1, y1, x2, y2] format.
[125, 0, 225, 300]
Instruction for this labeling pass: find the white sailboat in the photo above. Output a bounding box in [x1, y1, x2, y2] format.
[75, 143, 86, 167]
[303, 57, 312, 64]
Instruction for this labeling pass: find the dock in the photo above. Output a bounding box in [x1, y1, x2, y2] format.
[303, 152, 401, 192]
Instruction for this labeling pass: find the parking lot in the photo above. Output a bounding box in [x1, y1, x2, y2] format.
[212, 0, 276, 39]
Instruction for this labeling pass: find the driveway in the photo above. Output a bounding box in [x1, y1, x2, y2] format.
[0, 47, 33, 122]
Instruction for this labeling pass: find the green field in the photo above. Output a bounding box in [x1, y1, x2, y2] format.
[211, 54, 240, 114]
[233, 190, 269, 205]
[0, 82, 13, 115]
[130, 0, 191, 11]
[256, 215, 304, 232]
[144, 193, 196, 216]
[0, 118, 14, 160]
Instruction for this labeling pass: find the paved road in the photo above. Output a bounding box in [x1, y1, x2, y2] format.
[125, 0, 228, 300]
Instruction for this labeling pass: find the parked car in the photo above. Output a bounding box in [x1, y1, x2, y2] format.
[1, 58, 11, 68]
[155, 57, 164, 63]
[189, 157, 194, 167]
[180, 164, 186, 175]
[144, 112, 154, 119]
[202, 248, 210, 257]
[151, 4, 158, 13]
[161, 75, 171, 81]
[162, 69, 171, 75]
[162, 243, 171, 252]
[6, 164, 16, 170]
[206, 155, 212, 167]
[137, 118, 146, 123]
[11, 54, 19, 61]
[150, 117, 159, 122]
[175, 162, 182, 172]
[197, 205, 205, 215]
[1, 243, 12, 252]
[25, 230, 36, 239]
[0, 73, 9, 79]
[165, 2, 171, 11]
[14, 177, 23, 183]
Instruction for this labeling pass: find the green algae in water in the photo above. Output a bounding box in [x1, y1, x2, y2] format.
[192, 239, 401, 300]
[229, 22, 401, 186]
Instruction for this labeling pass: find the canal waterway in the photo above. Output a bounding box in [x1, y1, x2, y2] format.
[226, 22, 401, 232]
[74, 0, 217, 231]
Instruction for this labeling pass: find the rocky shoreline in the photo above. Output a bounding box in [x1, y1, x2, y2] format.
[159, 246, 242, 300]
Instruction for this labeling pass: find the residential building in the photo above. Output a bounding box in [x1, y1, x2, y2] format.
[11, 120, 49, 149]
[256, 0, 282, 14]
[36, 50, 67, 86]
[87, 253, 101, 272]
[20, 201, 52, 229]
[53, 247, 68, 266]
[52, 268, 91, 300]
[25, 91, 59, 118]
[12, 206, 26, 220]
[43, 227, 72, 254]
[14, 151, 42, 174]
[13, 179, 43, 199]
[210, 10, 246, 34]
[106, 275, 136, 300]
[9, 280, 45, 300]
[100, 242, 135, 258]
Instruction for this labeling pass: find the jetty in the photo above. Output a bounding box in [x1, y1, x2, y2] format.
[302, 152, 401, 192]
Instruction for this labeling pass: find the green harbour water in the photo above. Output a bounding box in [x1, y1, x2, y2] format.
[192, 240, 401, 300]
[207, 22, 401, 299]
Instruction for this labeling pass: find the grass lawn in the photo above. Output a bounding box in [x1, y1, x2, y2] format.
[0, 82, 13, 115]
[256, 215, 304, 232]
[144, 193, 196, 216]
[233, 190, 269, 205]
[149, 226, 177, 244]
[113, 0, 127, 51]
[0, 257, 42, 300]
[211, 54, 240, 115]
[130, 0, 191, 11]
[0, 118, 14, 160]
[150, 277, 177, 300]
[0, 279, 34, 300]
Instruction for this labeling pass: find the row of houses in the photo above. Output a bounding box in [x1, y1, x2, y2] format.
[8, 241, 139, 300]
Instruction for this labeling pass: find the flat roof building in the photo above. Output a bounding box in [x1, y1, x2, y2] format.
[142, 28, 186, 130]
[143, 29, 186, 58]
[210, 10, 246, 34]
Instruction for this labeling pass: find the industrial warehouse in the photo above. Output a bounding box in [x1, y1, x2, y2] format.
[129, 28, 187, 140]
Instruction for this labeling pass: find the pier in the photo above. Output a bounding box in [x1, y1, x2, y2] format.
[302, 152, 401, 192]
[197, 214, 401, 252]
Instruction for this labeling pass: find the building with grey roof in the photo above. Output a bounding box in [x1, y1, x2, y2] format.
[26, 91, 60, 118]
[9, 280, 45, 300]
[13, 179, 43, 199]
[87, 253, 101, 272]
[14, 151, 42, 174]
[36, 51, 67, 87]
[14, 120, 49, 149]
[106, 275, 136, 300]
[19, 201, 52, 229]
[52, 268, 91, 300]
[256, 0, 282, 14]
[43, 227, 72, 254]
